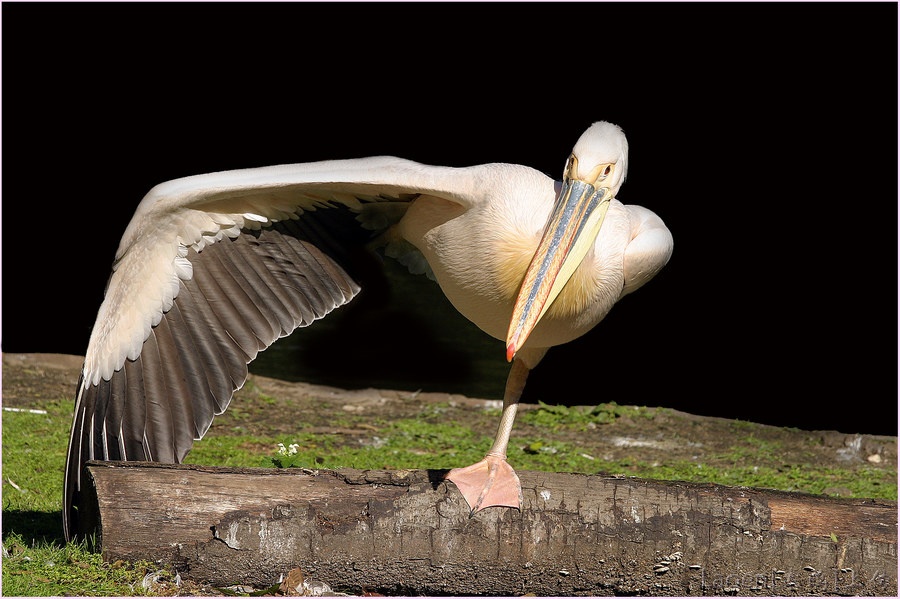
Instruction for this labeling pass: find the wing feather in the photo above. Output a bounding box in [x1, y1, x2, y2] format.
[166, 282, 239, 410]
[122, 359, 148, 458]
[105, 368, 130, 459]
[151, 316, 199, 460]
[61, 157, 501, 540]
[203, 245, 283, 343]
[620, 205, 674, 298]
[60, 166, 433, 539]
[155, 302, 218, 438]
[189, 246, 263, 361]
[219, 233, 306, 334]
[137, 332, 176, 462]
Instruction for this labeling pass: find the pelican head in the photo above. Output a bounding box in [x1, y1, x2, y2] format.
[505, 121, 629, 361]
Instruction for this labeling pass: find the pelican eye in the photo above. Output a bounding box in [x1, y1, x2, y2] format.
[599, 165, 612, 180]
[564, 154, 578, 179]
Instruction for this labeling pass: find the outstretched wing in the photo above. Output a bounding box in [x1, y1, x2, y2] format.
[63, 156, 476, 540]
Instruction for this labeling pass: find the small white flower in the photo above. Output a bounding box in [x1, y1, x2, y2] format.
[288, 443, 299, 455]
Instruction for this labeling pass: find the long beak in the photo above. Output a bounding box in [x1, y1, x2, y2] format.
[505, 177, 612, 361]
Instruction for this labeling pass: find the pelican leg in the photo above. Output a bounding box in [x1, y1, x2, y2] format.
[446, 359, 529, 514]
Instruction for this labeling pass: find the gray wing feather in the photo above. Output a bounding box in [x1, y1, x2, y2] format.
[64, 203, 372, 540]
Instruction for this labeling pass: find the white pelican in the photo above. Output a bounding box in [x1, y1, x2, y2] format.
[62, 121, 673, 540]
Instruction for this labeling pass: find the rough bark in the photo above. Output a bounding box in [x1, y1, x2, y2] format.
[80, 461, 897, 596]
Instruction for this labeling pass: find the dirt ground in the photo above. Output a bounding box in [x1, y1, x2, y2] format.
[3, 352, 896, 493]
[2, 352, 897, 596]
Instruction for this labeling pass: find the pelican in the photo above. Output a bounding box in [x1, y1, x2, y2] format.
[62, 121, 673, 540]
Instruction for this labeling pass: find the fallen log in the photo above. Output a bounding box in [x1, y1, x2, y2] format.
[80, 461, 897, 596]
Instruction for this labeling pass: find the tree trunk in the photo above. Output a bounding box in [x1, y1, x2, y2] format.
[81, 461, 897, 596]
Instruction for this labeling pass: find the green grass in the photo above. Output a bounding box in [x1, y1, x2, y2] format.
[1, 532, 175, 596]
[3, 399, 72, 543]
[519, 400, 654, 431]
[2, 399, 181, 595]
[186, 407, 898, 503]
[186, 420, 494, 471]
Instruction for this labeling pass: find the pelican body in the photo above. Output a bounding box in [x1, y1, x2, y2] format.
[63, 122, 673, 540]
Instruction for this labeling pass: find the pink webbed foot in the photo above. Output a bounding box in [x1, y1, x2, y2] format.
[445, 454, 523, 514]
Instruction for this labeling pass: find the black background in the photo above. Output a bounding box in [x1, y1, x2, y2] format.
[2, 3, 897, 435]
